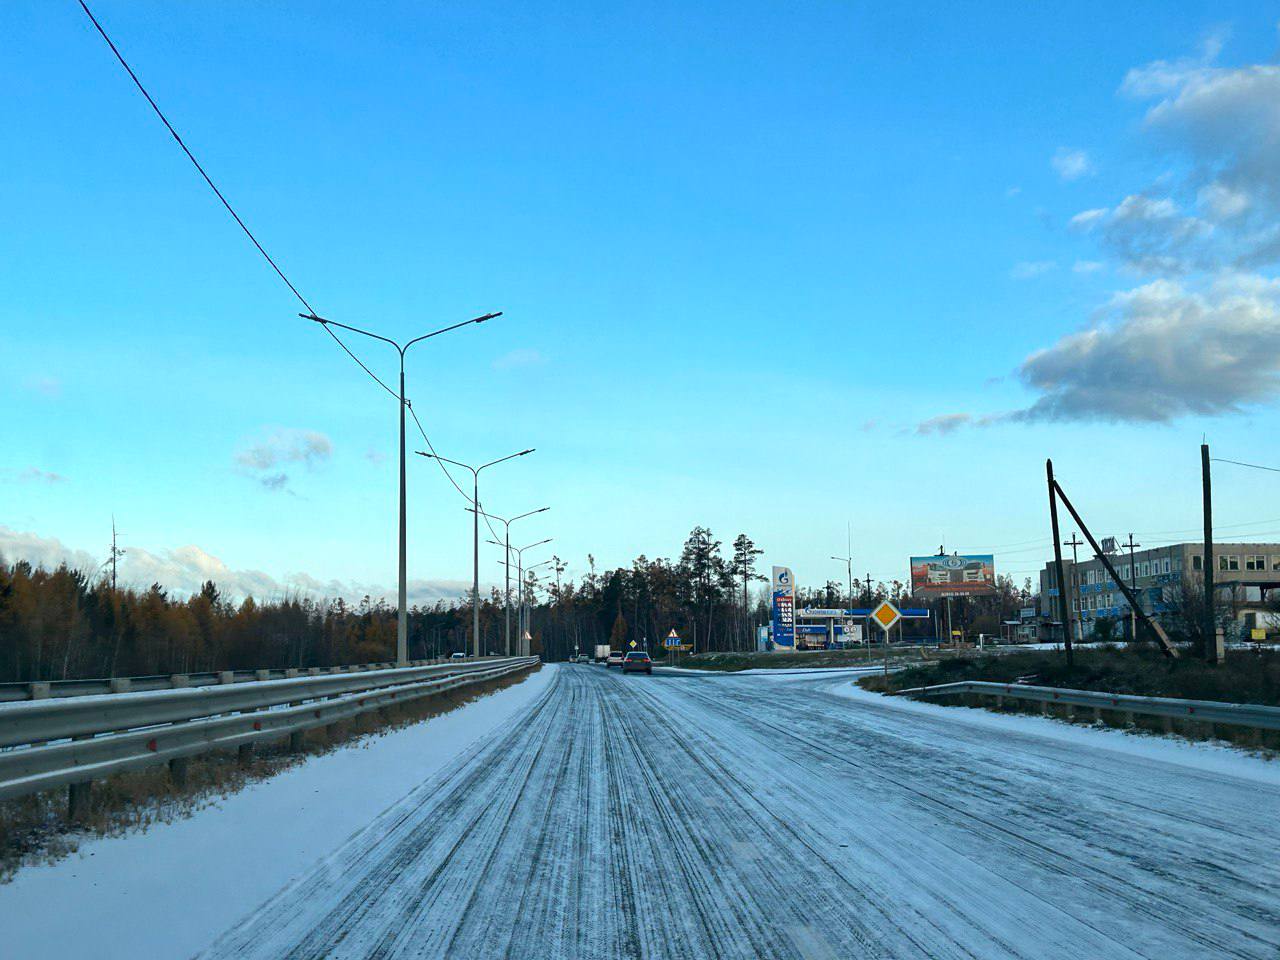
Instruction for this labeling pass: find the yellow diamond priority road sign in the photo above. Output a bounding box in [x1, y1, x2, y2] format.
[870, 600, 901, 633]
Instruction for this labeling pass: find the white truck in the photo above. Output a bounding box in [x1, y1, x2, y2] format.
[594, 644, 611, 663]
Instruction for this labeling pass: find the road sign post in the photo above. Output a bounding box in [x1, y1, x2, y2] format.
[870, 601, 901, 678]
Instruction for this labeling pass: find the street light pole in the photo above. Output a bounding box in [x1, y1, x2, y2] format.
[303, 310, 501, 665]
[523, 559, 554, 655]
[418, 449, 535, 658]
[470, 506, 549, 655]
[490, 537, 552, 655]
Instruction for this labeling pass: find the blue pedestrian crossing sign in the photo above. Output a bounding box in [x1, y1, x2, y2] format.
[663, 629, 681, 648]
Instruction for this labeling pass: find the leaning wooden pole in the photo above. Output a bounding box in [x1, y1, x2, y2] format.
[1051, 476, 1179, 659]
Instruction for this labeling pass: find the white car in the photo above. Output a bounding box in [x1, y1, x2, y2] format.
[450, 652, 467, 660]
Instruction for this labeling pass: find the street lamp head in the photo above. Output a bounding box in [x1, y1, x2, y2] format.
[415, 451, 435, 459]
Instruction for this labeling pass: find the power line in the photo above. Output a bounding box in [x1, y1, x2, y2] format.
[78, 0, 492, 531]
[1212, 458, 1280, 475]
[77, 0, 314, 315]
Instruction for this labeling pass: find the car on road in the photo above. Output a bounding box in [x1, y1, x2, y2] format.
[449, 652, 467, 660]
[605, 651, 625, 668]
[576, 654, 591, 663]
[622, 651, 653, 674]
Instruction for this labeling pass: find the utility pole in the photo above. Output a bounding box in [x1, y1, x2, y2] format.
[1202, 443, 1219, 663]
[1046, 459, 1075, 665]
[304, 311, 500, 665]
[1124, 533, 1141, 643]
[108, 516, 125, 593]
[1064, 533, 1084, 643]
[419, 449, 535, 658]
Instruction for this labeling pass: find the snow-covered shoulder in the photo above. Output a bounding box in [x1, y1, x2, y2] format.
[834, 678, 1280, 788]
[0, 663, 558, 960]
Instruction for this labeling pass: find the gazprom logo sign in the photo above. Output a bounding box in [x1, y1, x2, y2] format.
[771, 565, 795, 649]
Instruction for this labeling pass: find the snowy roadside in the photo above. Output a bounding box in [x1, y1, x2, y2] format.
[832, 678, 1280, 787]
[0, 663, 558, 960]
[652, 664, 886, 677]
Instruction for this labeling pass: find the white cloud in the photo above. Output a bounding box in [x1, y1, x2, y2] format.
[1116, 48, 1280, 268]
[916, 413, 973, 435]
[1011, 260, 1056, 280]
[234, 428, 332, 492]
[1052, 148, 1094, 181]
[0, 525, 469, 605]
[1070, 194, 1212, 273]
[1008, 275, 1280, 422]
[1070, 208, 1109, 230]
[1005, 186, 1022, 198]
[10, 467, 67, 484]
[1073, 260, 1105, 274]
[1198, 181, 1250, 221]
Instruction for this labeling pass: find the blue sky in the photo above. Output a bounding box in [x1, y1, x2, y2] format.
[3, 1, 1279, 600]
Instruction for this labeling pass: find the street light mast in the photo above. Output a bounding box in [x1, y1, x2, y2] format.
[303, 310, 501, 665]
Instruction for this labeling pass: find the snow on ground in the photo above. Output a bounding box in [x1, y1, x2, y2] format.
[0, 664, 557, 960]
[834, 678, 1280, 787]
[202, 665, 1279, 958]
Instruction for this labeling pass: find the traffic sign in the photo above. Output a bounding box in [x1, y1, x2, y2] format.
[629, 639, 637, 649]
[870, 600, 901, 632]
[664, 628, 681, 648]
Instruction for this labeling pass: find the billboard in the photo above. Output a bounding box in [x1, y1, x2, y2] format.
[770, 566, 795, 649]
[910, 554, 996, 597]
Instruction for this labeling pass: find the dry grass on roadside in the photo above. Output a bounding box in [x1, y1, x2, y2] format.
[0, 664, 540, 883]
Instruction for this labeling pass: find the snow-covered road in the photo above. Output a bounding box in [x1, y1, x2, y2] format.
[203, 664, 1279, 959]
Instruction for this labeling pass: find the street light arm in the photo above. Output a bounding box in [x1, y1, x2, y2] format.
[416, 451, 476, 476]
[403, 312, 503, 351]
[300, 313, 400, 350]
[517, 537, 553, 553]
[468, 506, 510, 525]
[478, 448, 535, 473]
[511, 506, 550, 523]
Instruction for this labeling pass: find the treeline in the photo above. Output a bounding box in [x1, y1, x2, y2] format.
[0, 527, 1033, 681]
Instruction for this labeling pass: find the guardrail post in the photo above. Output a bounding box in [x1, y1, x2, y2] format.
[218, 671, 235, 684]
[169, 674, 190, 688]
[285, 669, 299, 679]
[29, 682, 51, 700]
[169, 756, 190, 788]
[238, 743, 254, 767]
[1122, 710, 1135, 726]
[109, 678, 132, 694]
[1038, 701, 1049, 716]
[289, 731, 304, 752]
[68, 780, 91, 820]
[255, 670, 270, 681]
[1161, 716, 1174, 734]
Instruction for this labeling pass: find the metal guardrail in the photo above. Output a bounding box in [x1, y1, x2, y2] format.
[898, 680, 1280, 733]
[0, 657, 539, 805]
[0, 658, 462, 703]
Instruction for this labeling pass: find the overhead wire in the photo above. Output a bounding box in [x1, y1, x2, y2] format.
[78, 0, 489, 522]
[1211, 457, 1280, 475]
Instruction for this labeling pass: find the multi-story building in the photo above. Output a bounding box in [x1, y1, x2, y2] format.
[1038, 542, 1280, 641]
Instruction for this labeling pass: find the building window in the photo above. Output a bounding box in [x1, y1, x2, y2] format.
[1192, 555, 1202, 571]
[1161, 558, 1170, 574]
[1272, 556, 1280, 571]
[1220, 555, 1240, 572]
[1246, 555, 1266, 571]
